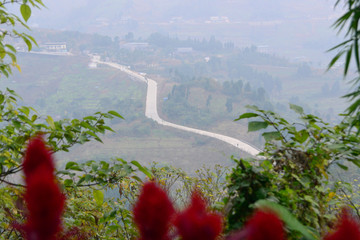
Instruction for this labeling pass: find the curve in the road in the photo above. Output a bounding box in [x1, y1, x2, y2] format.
[94, 58, 261, 156]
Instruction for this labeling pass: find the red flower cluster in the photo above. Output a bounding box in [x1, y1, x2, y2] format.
[174, 191, 223, 240]
[21, 136, 66, 240]
[227, 209, 286, 240]
[133, 182, 223, 240]
[23, 136, 55, 180]
[324, 209, 360, 240]
[133, 181, 175, 240]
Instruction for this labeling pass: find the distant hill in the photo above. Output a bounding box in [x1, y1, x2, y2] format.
[27, 0, 342, 62]
[30, 0, 338, 28]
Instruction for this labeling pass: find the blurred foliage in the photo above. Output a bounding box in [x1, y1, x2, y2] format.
[329, 0, 360, 127]
[150, 163, 228, 210]
[226, 104, 360, 237]
[0, 88, 123, 184]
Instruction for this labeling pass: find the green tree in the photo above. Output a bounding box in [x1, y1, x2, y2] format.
[229, 104, 360, 237]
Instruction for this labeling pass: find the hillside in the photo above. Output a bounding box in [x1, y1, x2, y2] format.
[0, 27, 348, 169]
[2, 53, 255, 170]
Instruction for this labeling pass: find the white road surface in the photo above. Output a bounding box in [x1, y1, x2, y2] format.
[93, 58, 261, 156]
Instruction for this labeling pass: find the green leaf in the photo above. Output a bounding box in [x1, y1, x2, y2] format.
[77, 174, 93, 186]
[85, 131, 103, 143]
[262, 131, 282, 141]
[18, 115, 32, 125]
[22, 36, 32, 51]
[31, 114, 38, 122]
[108, 110, 124, 119]
[354, 38, 360, 73]
[93, 189, 104, 206]
[344, 45, 353, 75]
[246, 105, 260, 111]
[328, 144, 346, 150]
[328, 51, 344, 70]
[7, 52, 16, 62]
[64, 179, 73, 187]
[6, 88, 21, 98]
[131, 175, 143, 183]
[327, 39, 352, 52]
[336, 163, 349, 170]
[234, 112, 259, 121]
[255, 200, 318, 240]
[65, 162, 82, 171]
[19, 106, 30, 116]
[294, 129, 309, 144]
[349, 159, 360, 168]
[83, 116, 97, 121]
[5, 44, 16, 53]
[46, 116, 55, 129]
[248, 121, 268, 132]
[131, 160, 153, 179]
[289, 104, 304, 115]
[20, 4, 31, 22]
[12, 120, 21, 129]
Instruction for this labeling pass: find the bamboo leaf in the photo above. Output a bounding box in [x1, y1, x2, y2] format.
[328, 51, 345, 70]
[344, 46, 353, 75]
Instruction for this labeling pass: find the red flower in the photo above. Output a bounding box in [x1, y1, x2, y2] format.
[133, 182, 175, 240]
[17, 136, 66, 240]
[174, 191, 223, 240]
[23, 135, 54, 180]
[227, 209, 286, 240]
[24, 165, 65, 240]
[324, 209, 360, 240]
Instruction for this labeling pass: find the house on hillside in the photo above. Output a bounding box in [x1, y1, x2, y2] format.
[41, 42, 67, 52]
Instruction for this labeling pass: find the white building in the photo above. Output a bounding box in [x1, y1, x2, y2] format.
[88, 62, 97, 69]
[42, 42, 67, 52]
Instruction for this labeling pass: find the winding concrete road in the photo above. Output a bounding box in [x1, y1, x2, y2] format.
[93, 58, 261, 156]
